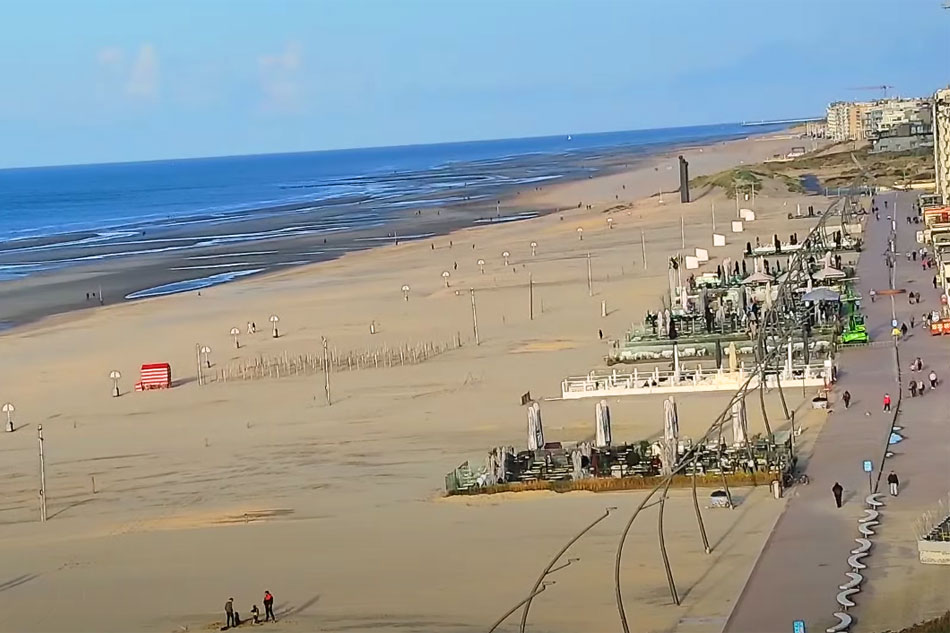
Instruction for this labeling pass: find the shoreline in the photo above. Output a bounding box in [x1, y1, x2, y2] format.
[0, 128, 801, 335]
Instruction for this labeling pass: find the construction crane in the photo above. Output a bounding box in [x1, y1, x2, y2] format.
[849, 85, 895, 99]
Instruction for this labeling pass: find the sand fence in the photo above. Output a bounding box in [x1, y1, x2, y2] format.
[205, 335, 465, 384]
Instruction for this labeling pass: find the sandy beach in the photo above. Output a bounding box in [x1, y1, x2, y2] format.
[0, 131, 831, 633]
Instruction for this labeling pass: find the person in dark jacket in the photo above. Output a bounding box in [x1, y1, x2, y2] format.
[225, 598, 235, 629]
[887, 471, 900, 496]
[832, 482, 844, 508]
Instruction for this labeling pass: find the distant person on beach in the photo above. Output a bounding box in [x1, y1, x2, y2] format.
[842, 390, 851, 408]
[887, 471, 900, 496]
[225, 597, 235, 629]
[832, 482, 844, 508]
[263, 590, 276, 622]
[883, 393, 891, 412]
[247, 322, 253, 335]
[252, 322, 257, 333]
[250, 604, 260, 624]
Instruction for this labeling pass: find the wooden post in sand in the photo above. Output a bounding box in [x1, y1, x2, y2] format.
[38, 425, 47, 522]
[640, 230, 647, 270]
[470, 288, 480, 345]
[322, 336, 331, 405]
[587, 252, 593, 297]
[529, 274, 534, 321]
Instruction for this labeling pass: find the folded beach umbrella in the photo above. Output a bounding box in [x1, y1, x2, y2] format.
[731, 397, 748, 446]
[595, 399, 612, 448]
[727, 342, 738, 374]
[571, 449, 584, 480]
[662, 397, 679, 475]
[527, 401, 544, 450]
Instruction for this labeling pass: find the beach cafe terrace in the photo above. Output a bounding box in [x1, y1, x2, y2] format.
[445, 432, 796, 496]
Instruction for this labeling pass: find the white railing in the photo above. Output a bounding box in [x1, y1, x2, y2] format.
[560, 362, 832, 399]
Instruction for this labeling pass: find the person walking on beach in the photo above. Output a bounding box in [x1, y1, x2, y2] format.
[263, 590, 276, 622]
[225, 597, 235, 629]
[887, 471, 900, 496]
[842, 390, 851, 408]
[883, 393, 891, 412]
[832, 482, 844, 508]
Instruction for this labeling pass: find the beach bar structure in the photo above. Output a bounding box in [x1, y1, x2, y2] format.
[134, 362, 172, 391]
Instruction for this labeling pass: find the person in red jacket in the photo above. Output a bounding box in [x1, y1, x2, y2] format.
[263, 591, 276, 622]
[883, 393, 891, 412]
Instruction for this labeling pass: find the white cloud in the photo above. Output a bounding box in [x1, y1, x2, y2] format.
[258, 42, 303, 111]
[126, 44, 159, 99]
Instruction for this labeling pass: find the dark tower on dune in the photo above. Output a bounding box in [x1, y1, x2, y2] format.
[678, 155, 690, 203]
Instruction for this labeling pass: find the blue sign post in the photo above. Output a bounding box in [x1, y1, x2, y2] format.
[793, 620, 806, 633]
[863, 460, 873, 494]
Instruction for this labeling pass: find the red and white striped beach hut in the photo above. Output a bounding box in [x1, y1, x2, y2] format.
[134, 363, 172, 391]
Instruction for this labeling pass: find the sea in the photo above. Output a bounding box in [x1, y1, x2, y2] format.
[0, 122, 787, 301]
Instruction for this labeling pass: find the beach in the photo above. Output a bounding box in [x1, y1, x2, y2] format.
[0, 131, 829, 633]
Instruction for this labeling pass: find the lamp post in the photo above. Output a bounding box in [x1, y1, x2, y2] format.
[477, 259, 485, 274]
[530, 241, 538, 256]
[200, 345, 212, 368]
[442, 271, 450, 288]
[2, 402, 14, 432]
[109, 370, 121, 397]
[402, 284, 411, 301]
[269, 314, 280, 338]
[230, 327, 241, 349]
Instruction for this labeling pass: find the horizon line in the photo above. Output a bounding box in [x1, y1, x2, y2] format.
[0, 119, 797, 173]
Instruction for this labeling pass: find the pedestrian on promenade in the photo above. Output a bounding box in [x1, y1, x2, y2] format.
[832, 482, 844, 508]
[910, 380, 918, 397]
[910, 315, 916, 328]
[263, 590, 276, 622]
[918, 380, 926, 396]
[842, 390, 851, 408]
[901, 322, 908, 338]
[930, 370, 938, 388]
[887, 471, 900, 496]
[934, 275, 939, 289]
[869, 288, 876, 302]
[225, 597, 235, 629]
[883, 393, 892, 412]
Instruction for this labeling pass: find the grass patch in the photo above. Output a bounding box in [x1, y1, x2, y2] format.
[878, 611, 950, 633]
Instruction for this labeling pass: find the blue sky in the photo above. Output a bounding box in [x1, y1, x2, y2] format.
[1, 0, 948, 168]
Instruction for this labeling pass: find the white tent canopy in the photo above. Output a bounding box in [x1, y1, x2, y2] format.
[742, 271, 774, 285]
[813, 266, 846, 280]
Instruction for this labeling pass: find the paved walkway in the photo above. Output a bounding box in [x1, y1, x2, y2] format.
[851, 193, 950, 631]
[724, 192, 907, 633]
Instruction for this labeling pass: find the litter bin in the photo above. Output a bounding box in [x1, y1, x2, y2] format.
[771, 479, 783, 499]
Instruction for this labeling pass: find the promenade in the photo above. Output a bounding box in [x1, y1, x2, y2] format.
[725, 191, 950, 633]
